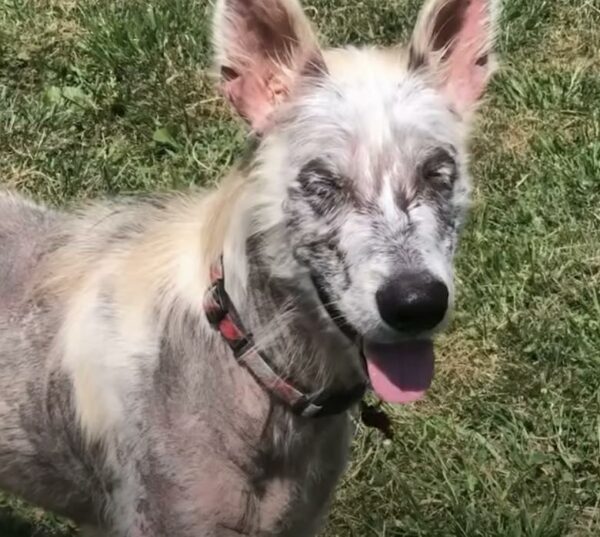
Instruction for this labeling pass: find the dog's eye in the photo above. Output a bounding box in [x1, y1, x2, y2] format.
[422, 150, 457, 186]
[295, 160, 343, 214]
[302, 175, 340, 198]
[298, 161, 340, 191]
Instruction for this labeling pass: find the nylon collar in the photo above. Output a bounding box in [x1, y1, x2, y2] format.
[203, 258, 367, 418]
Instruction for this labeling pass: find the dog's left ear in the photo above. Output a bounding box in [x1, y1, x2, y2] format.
[409, 0, 498, 117]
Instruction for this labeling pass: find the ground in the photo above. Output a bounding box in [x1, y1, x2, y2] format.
[0, 0, 599, 535]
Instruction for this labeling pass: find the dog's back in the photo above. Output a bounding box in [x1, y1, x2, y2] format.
[0, 193, 99, 522]
[0, 193, 58, 308]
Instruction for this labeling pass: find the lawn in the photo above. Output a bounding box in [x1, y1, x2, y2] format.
[0, 0, 599, 535]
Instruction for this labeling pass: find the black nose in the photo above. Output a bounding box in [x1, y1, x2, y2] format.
[376, 271, 449, 332]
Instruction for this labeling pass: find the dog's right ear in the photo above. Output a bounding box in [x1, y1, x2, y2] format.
[409, 0, 498, 118]
[213, 0, 325, 133]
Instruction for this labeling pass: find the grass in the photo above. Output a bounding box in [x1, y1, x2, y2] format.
[0, 0, 599, 535]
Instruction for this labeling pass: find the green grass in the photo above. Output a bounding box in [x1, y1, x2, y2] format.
[1, 0, 599, 535]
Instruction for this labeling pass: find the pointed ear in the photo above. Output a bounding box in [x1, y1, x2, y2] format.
[409, 0, 497, 117]
[213, 0, 326, 132]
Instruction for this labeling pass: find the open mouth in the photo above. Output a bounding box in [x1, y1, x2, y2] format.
[311, 274, 435, 405]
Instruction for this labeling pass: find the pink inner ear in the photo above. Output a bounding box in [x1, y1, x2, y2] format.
[222, 71, 275, 132]
[443, 0, 491, 111]
[221, 52, 324, 132]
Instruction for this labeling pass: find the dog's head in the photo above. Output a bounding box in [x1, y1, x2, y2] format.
[214, 0, 497, 402]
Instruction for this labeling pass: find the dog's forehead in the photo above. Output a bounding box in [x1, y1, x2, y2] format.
[292, 48, 461, 183]
[337, 52, 456, 138]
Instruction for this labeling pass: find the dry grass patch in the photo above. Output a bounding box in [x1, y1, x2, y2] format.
[435, 332, 501, 393]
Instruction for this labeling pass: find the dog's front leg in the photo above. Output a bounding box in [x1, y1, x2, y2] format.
[104, 475, 256, 537]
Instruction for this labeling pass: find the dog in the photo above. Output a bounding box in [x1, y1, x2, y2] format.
[0, 0, 497, 535]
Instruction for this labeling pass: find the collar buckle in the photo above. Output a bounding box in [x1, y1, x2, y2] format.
[294, 381, 368, 418]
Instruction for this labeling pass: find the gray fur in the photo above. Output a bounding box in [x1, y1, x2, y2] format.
[0, 192, 355, 536]
[0, 195, 100, 523]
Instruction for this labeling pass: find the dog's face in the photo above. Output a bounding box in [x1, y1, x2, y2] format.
[215, 0, 496, 401]
[280, 58, 469, 344]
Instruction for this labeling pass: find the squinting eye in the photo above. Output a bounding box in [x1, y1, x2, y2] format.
[302, 174, 340, 198]
[422, 149, 457, 185]
[294, 159, 344, 216]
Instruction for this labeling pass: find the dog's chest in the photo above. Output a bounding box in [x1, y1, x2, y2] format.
[254, 418, 352, 536]
[141, 409, 352, 537]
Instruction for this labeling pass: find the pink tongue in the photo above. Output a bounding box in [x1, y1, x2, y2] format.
[364, 340, 435, 404]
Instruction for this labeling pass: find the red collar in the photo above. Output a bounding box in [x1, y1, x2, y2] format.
[203, 258, 367, 418]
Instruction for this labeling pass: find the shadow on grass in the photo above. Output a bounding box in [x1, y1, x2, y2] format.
[0, 507, 76, 537]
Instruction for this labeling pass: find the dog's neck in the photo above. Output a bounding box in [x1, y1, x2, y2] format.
[221, 232, 364, 397]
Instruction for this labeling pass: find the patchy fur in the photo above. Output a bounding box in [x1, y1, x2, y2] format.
[0, 0, 497, 535]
